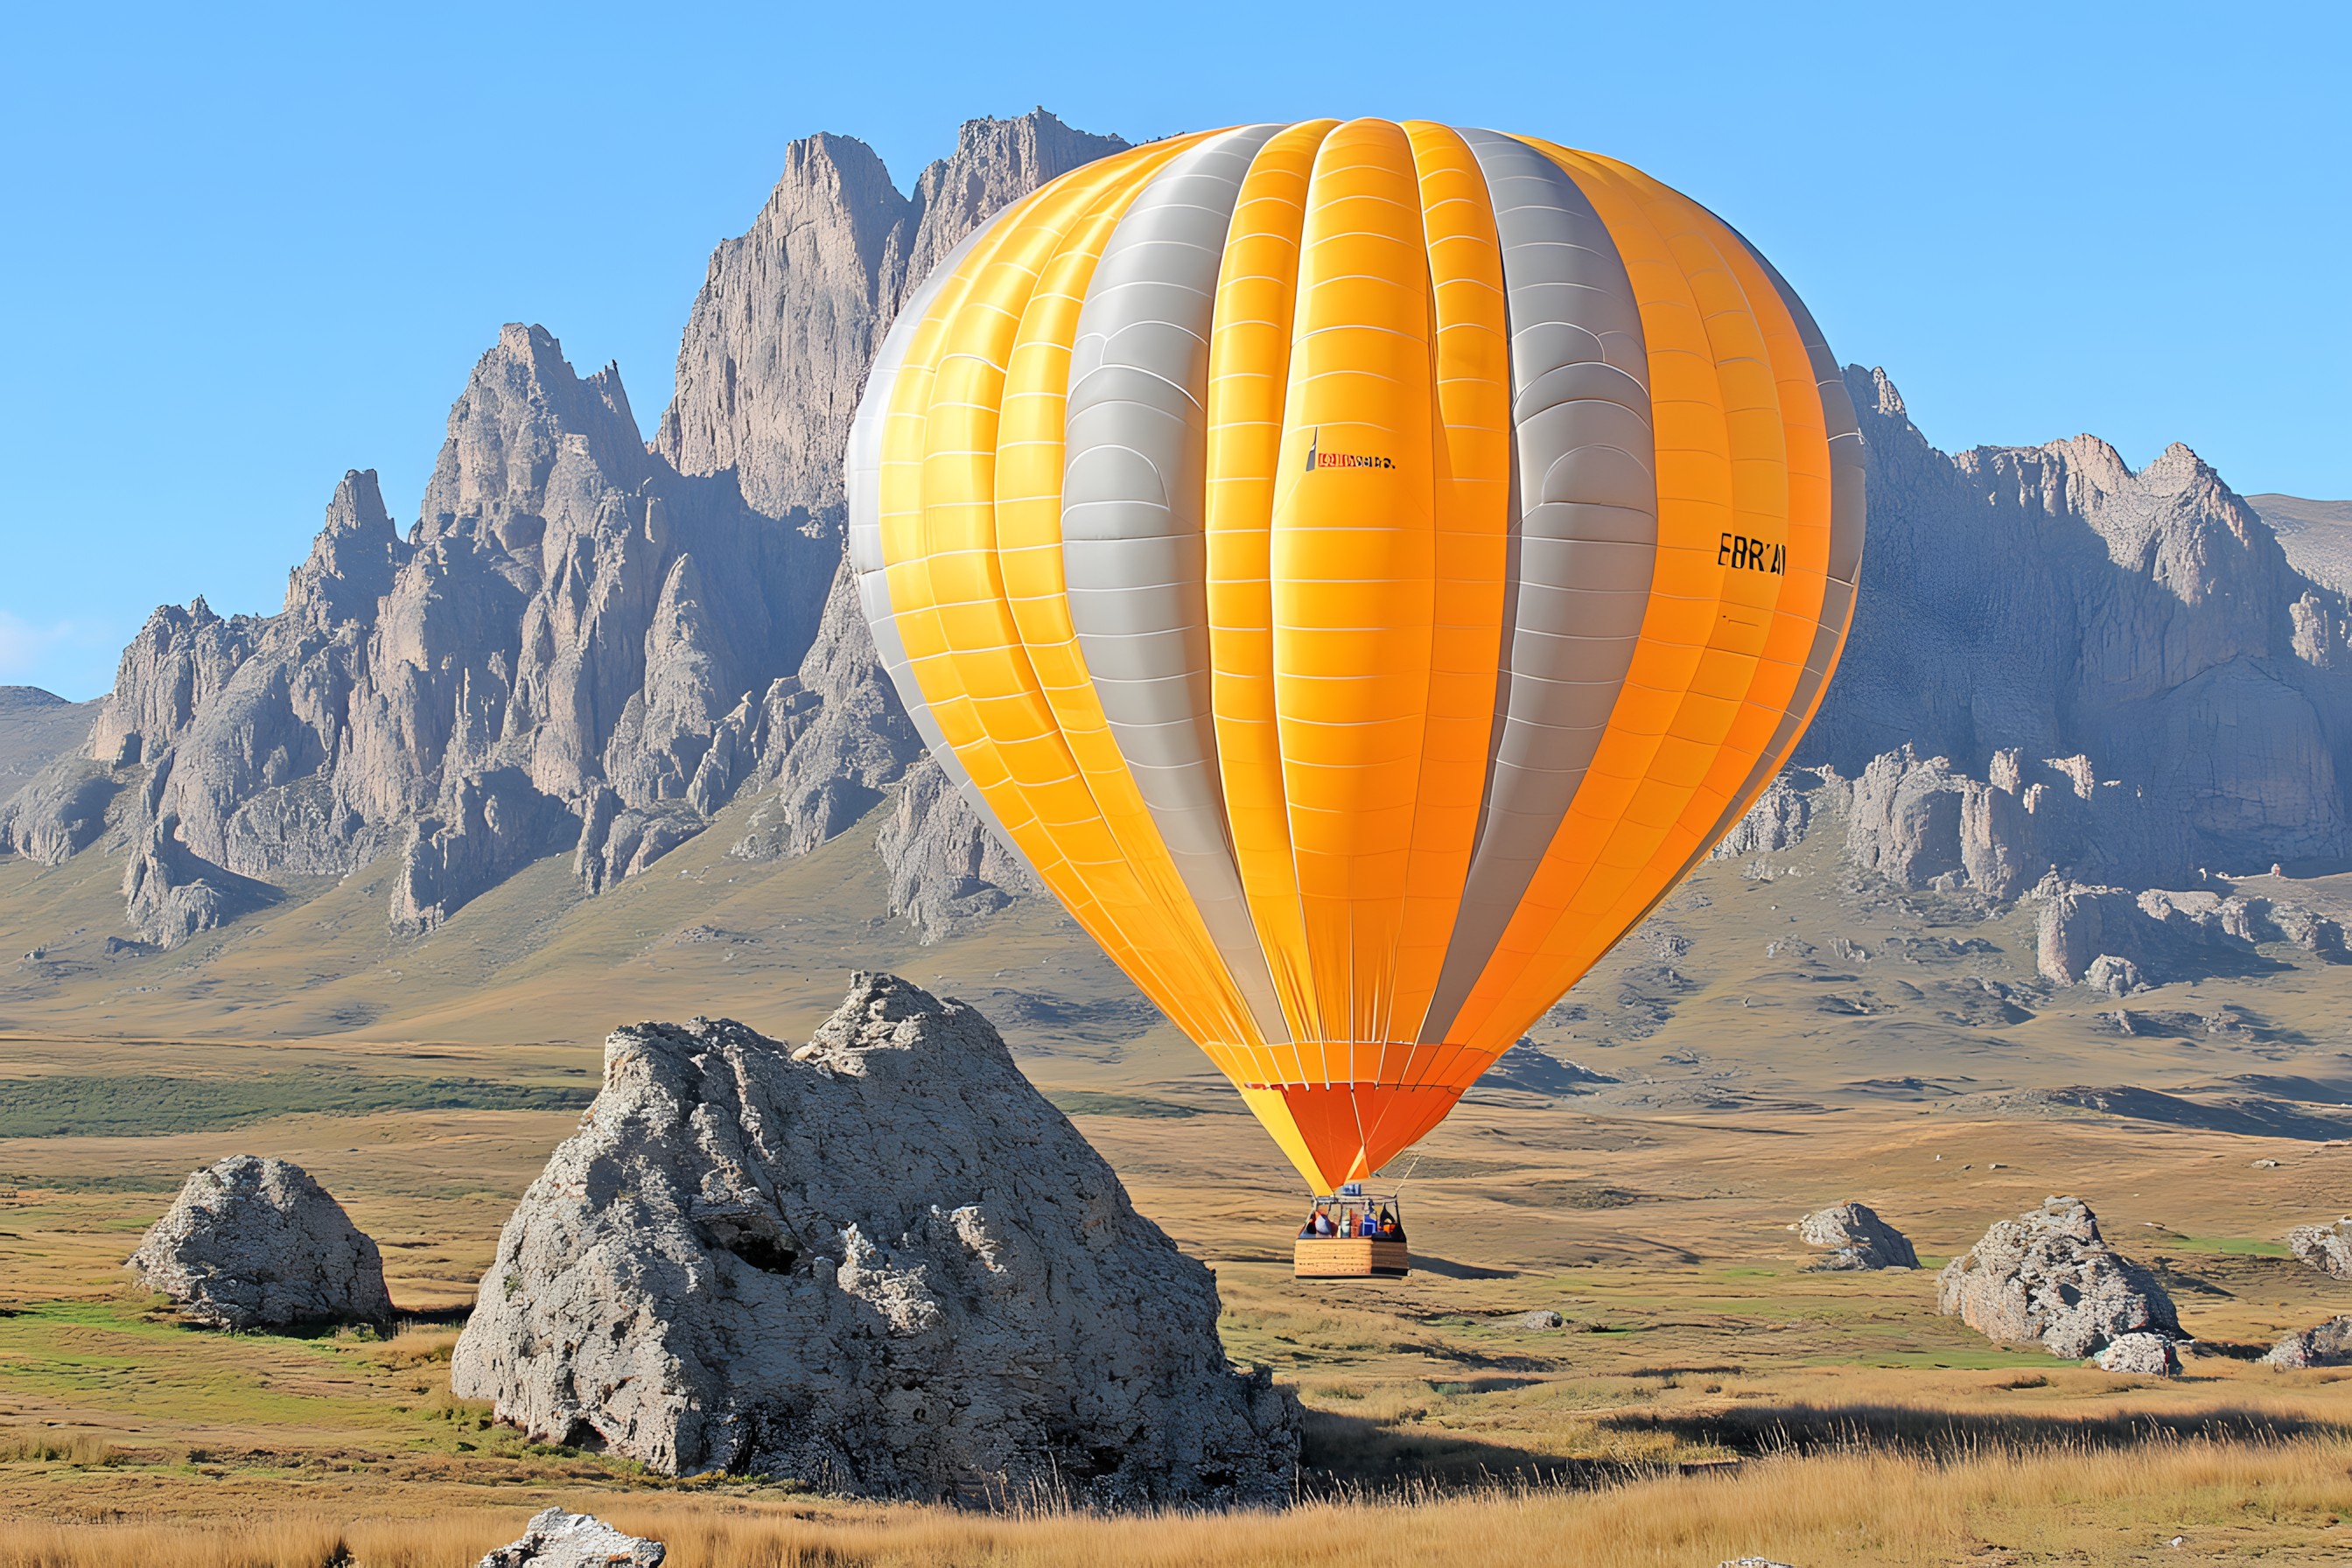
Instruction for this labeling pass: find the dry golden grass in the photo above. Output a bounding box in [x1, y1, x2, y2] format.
[10, 788, 2352, 1560]
[1, 1435, 2346, 1566]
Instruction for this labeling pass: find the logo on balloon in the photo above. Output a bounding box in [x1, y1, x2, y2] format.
[1303, 427, 1396, 472]
[1718, 532, 1788, 576]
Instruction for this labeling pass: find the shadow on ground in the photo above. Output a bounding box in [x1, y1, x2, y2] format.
[1603, 1401, 2352, 1456]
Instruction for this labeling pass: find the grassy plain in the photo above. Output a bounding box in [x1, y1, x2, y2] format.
[4, 785, 2352, 1562]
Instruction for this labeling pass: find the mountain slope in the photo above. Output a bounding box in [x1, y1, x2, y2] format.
[0, 689, 99, 791]
[2250, 494, 2352, 594]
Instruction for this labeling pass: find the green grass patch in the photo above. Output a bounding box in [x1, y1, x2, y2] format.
[0, 1172, 184, 1194]
[0, 1070, 593, 1138]
[1046, 1090, 1200, 1119]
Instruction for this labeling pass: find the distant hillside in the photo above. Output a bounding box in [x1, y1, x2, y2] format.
[2250, 494, 2352, 594]
[0, 687, 99, 791]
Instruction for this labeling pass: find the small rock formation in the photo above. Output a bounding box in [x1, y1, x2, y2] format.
[2028, 877, 2341, 990]
[1514, 1309, 1566, 1330]
[1936, 1196, 2180, 1359]
[476, 1508, 663, 1568]
[2093, 1331, 2181, 1376]
[121, 813, 271, 948]
[129, 1156, 393, 1329]
[1796, 1201, 1920, 1271]
[452, 974, 1298, 1503]
[2262, 1315, 2352, 1368]
[2286, 1218, 2352, 1279]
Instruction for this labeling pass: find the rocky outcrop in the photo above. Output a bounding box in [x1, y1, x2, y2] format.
[1936, 1196, 2180, 1359]
[2030, 875, 2343, 990]
[876, 756, 1040, 942]
[121, 813, 271, 948]
[2262, 1314, 2352, 1368]
[1710, 770, 1819, 859]
[390, 767, 573, 934]
[2286, 1217, 2352, 1280]
[657, 111, 1129, 517]
[129, 1156, 392, 1329]
[1796, 1201, 1919, 1270]
[451, 975, 1298, 1504]
[1798, 370, 2352, 887]
[0, 753, 118, 864]
[2094, 1332, 2181, 1376]
[476, 1509, 663, 1568]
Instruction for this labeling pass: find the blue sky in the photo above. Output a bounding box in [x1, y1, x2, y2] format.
[3, 2, 2345, 699]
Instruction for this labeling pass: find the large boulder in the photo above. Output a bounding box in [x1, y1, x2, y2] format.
[129, 1156, 393, 1329]
[1796, 1201, 1920, 1270]
[477, 1509, 662, 1568]
[2286, 1218, 2352, 1279]
[451, 974, 1298, 1505]
[2262, 1315, 2352, 1368]
[1936, 1196, 2181, 1358]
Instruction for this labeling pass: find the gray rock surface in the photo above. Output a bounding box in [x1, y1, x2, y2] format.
[1798, 371, 2352, 887]
[2261, 1314, 2352, 1368]
[1796, 1201, 1920, 1270]
[2093, 1331, 2181, 1376]
[450, 974, 1298, 1503]
[476, 1508, 663, 1568]
[876, 754, 1040, 943]
[52, 335, 835, 937]
[0, 753, 119, 864]
[128, 1156, 392, 1329]
[2250, 494, 2352, 594]
[2030, 875, 2342, 990]
[1710, 770, 1818, 859]
[657, 111, 1129, 517]
[725, 557, 923, 865]
[2286, 1217, 2352, 1279]
[1936, 1196, 2180, 1358]
[121, 812, 271, 948]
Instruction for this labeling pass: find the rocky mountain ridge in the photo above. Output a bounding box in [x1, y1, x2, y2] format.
[0, 111, 1123, 947]
[7, 107, 2352, 984]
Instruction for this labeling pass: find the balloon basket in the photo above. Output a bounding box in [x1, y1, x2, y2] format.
[1293, 1237, 1410, 1278]
[1292, 1187, 1410, 1278]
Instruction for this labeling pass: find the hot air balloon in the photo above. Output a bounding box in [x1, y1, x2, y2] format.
[844, 120, 1863, 1266]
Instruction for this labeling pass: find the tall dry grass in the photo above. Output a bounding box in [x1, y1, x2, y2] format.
[5, 1433, 2346, 1568]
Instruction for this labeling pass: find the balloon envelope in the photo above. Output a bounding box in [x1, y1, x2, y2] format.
[847, 120, 1864, 1192]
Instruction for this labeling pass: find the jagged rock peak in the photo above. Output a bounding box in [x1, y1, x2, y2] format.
[285, 469, 410, 629]
[657, 108, 1130, 516]
[897, 109, 1130, 290]
[421, 323, 650, 551]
